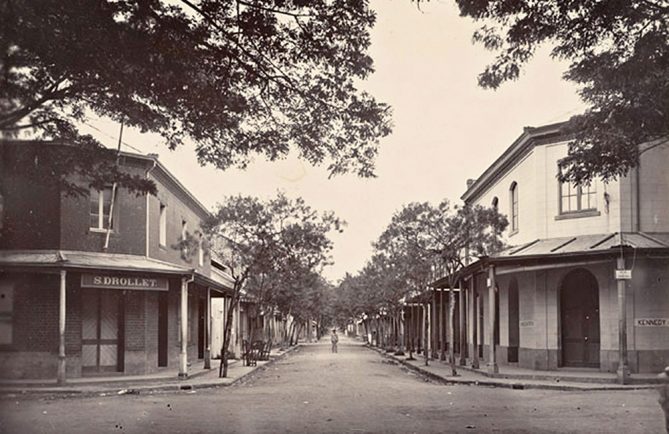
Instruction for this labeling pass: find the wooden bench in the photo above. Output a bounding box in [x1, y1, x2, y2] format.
[242, 339, 257, 366]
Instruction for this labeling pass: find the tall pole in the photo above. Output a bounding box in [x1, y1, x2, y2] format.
[471, 275, 479, 369]
[616, 256, 630, 383]
[179, 277, 189, 378]
[487, 266, 499, 374]
[439, 287, 445, 360]
[57, 270, 67, 385]
[459, 279, 466, 365]
[204, 287, 212, 369]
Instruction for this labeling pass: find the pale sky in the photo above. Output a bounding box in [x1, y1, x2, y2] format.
[79, 0, 587, 283]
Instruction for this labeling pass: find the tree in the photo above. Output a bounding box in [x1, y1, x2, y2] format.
[205, 192, 342, 377]
[454, 0, 669, 184]
[376, 199, 507, 374]
[1, 0, 392, 195]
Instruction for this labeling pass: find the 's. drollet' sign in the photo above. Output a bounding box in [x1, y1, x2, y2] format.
[81, 274, 169, 291]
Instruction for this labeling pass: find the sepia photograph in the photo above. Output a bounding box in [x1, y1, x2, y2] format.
[1, 0, 668, 432]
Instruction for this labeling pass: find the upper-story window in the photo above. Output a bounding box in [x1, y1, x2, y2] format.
[181, 220, 188, 256]
[198, 236, 204, 267]
[491, 196, 499, 211]
[559, 168, 597, 214]
[509, 182, 518, 232]
[90, 187, 114, 230]
[159, 203, 167, 247]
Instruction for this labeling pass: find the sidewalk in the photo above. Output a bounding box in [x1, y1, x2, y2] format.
[365, 344, 660, 392]
[0, 345, 299, 397]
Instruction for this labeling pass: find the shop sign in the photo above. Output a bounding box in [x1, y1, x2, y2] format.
[615, 269, 632, 280]
[634, 318, 669, 327]
[81, 274, 169, 291]
[519, 320, 534, 327]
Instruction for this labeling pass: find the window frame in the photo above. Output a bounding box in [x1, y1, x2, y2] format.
[159, 203, 167, 247]
[557, 166, 598, 216]
[509, 182, 518, 234]
[89, 186, 115, 232]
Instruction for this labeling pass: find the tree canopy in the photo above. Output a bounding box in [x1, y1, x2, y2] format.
[1, 0, 392, 194]
[455, 0, 669, 184]
[205, 192, 342, 376]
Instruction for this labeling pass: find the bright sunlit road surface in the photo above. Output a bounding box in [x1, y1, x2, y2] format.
[0, 336, 663, 433]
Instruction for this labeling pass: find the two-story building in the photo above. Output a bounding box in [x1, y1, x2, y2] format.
[435, 122, 669, 382]
[0, 141, 235, 382]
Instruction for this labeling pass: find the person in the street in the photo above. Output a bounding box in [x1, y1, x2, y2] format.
[330, 328, 339, 353]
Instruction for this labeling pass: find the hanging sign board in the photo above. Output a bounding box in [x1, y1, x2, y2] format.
[634, 318, 669, 327]
[81, 273, 169, 291]
[615, 269, 632, 280]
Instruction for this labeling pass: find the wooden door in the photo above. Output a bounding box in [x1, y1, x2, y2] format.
[560, 270, 600, 367]
[82, 289, 123, 374]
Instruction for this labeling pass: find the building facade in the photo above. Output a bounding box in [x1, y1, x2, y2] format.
[437, 123, 669, 380]
[0, 141, 234, 381]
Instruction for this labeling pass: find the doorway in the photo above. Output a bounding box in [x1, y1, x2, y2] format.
[508, 278, 519, 363]
[81, 289, 123, 374]
[158, 291, 168, 367]
[560, 269, 600, 367]
[198, 298, 205, 359]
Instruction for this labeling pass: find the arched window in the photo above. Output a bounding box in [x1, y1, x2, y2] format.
[509, 182, 518, 232]
[491, 196, 499, 210]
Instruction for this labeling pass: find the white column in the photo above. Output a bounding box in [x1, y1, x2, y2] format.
[57, 270, 67, 385]
[488, 266, 499, 374]
[616, 257, 630, 383]
[472, 276, 479, 369]
[204, 287, 212, 369]
[179, 277, 188, 378]
[459, 281, 466, 365]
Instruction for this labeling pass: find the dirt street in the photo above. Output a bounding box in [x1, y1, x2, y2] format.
[0, 337, 664, 433]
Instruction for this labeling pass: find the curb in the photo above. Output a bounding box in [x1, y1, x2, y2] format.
[0, 345, 301, 399]
[364, 345, 657, 392]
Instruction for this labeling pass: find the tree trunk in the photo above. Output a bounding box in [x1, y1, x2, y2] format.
[440, 288, 445, 360]
[219, 290, 240, 378]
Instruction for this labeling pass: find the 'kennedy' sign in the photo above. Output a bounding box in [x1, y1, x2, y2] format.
[81, 274, 169, 291]
[634, 318, 669, 327]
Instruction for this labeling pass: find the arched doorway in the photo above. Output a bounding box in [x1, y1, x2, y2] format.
[560, 269, 600, 367]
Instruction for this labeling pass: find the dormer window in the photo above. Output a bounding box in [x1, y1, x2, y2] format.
[509, 182, 518, 232]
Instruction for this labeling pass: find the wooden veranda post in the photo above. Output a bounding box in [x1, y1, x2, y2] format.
[57, 270, 67, 385]
[487, 266, 498, 374]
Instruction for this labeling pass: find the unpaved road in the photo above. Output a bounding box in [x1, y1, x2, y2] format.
[0, 337, 664, 433]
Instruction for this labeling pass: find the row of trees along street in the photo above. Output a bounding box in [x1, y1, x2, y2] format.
[196, 193, 342, 377]
[333, 200, 507, 376]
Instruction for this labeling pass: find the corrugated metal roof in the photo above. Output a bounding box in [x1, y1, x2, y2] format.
[497, 232, 669, 258]
[0, 250, 188, 274]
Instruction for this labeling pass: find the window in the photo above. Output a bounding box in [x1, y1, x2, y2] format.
[198, 236, 204, 267]
[0, 278, 13, 345]
[90, 187, 114, 230]
[181, 220, 188, 255]
[509, 182, 518, 232]
[560, 178, 597, 214]
[491, 196, 499, 211]
[159, 203, 167, 246]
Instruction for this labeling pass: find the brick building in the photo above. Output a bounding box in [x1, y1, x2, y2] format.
[432, 123, 669, 382]
[0, 141, 234, 381]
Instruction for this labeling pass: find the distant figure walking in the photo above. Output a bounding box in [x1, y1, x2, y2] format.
[330, 329, 339, 353]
